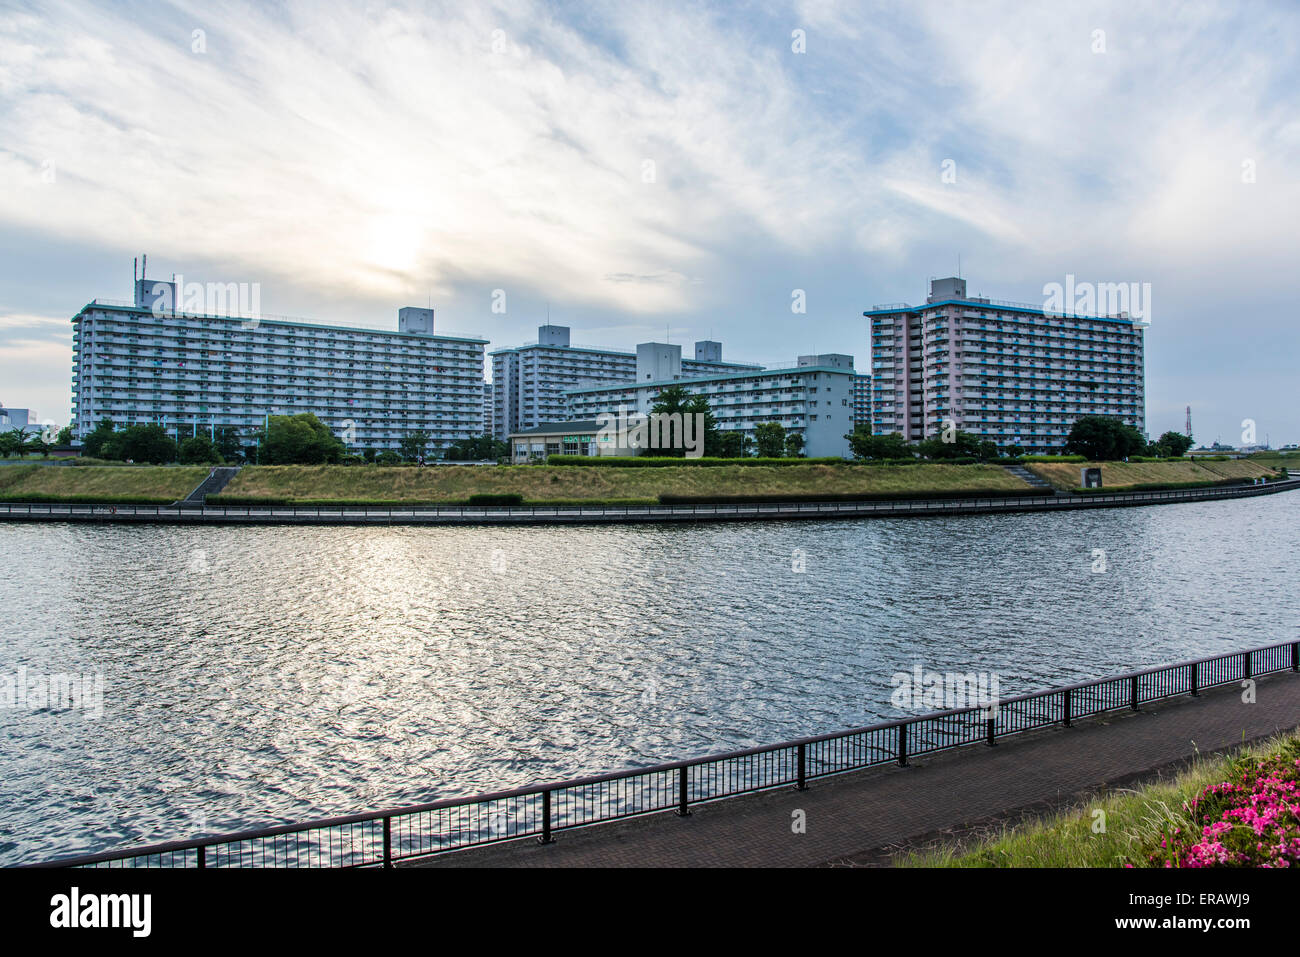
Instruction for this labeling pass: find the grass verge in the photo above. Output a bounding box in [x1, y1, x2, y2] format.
[898, 731, 1300, 868]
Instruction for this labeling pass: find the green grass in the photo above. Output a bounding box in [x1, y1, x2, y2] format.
[210, 463, 1035, 505]
[1027, 459, 1276, 491]
[0, 464, 208, 503]
[898, 732, 1300, 868]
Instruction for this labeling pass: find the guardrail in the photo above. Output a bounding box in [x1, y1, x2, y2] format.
[29, 640, 1300, 868]
[1, 477, 1297, 525]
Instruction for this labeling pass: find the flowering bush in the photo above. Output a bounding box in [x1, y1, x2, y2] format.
[1150, 743, 1300, 868]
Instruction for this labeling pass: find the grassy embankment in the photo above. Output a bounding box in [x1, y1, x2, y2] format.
[210, 463, 1034, 506]
[1027, 459, 1278, 492]
[898, 731, 1300, 867]
[0, 464, 209, 504]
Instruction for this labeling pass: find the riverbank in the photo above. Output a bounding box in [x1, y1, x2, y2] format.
[212, 462, 1033, 506]
[0, 459, 1281, 507]
[1026, 458, 1275, 491]
[0, 463, 209, 504]
[3, 476, 1298, 525]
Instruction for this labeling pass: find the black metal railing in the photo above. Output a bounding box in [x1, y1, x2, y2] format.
[2, 476, 1298, 525]
[29, 640, 1300, 869]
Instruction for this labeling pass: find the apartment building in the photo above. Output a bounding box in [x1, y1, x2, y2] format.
[489, 325, 758, 438]
[71, 275, 487, 454]
[864, 277, 1145, 452]
[564, 349, 856, 458]
[851, 374, 872, 428]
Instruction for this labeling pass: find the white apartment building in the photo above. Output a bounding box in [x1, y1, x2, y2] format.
[489, 325, 758, 438]
[865, 277, 1146, 452]
[71, 276, 487, 455]
[564, 351, 857, 458]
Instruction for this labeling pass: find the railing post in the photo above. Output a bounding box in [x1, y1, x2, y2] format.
[676, 766, 691, 816]
[796, 743, 807, 791]
[897, 723, 908, 766]
[196, 844, 206, 869]
[382, 815, 392, 869]
[985, 716, 996, 747]
[1062, 688, 1072, 728]
[537, 789, 554, 845]
[1190, 661, 1199, 697]
[1130, 675, 1139, 711]
[1242, 651, 1252, 681]
[1292, 642, 1299, 672]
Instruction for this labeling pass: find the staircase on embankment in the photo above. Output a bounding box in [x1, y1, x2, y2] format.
[175, 466, 240, 505]
[1002, 463, 1061, 494]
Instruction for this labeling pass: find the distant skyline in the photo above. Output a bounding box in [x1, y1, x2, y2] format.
[2, 1, 1298, 446]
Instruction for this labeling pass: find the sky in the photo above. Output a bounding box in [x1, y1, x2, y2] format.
[1, 0, 1297, 446]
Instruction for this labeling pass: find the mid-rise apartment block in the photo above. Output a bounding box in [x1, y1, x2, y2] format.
[489, 325, 758, 438]
[71, 275, 487, 455]
[564, 350, 856, 458]
[864, 277, 1145, 452]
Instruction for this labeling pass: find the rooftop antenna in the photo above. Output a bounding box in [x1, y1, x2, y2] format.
[133, 257, 137, 283]
[957, 253, 961, 278]
[141, 254, 147, 279]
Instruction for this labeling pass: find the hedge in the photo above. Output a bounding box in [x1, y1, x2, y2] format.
[1069, 478, 1256, 495]
[658, 487, 1056, 505]
[545, 455, 847, 467]
[0, 494, 182, 505]
[465, 493, 523, 506]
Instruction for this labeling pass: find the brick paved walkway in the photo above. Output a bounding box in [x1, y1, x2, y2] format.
[409, 670, 1300, 867]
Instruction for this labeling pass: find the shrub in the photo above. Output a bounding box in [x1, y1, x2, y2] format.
[545, 455, 848, 467]
[465, 493, 523, 506]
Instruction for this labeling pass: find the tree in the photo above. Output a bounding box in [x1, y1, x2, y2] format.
[917, 430, 984, 460]
[844, 426, 911, 461]
[214, 427, 245, 463]
[444, 434, 508, 461]
[717, 431, 745, 458]
[1152, 431, 1193, 458]
[375, 449, 401, 465]
[117, 424, 179, 464]
[784, 432, 805, 458]
[754, 421, 786, 458]
[56, 425, 73, 446]
[1005, 444, 1025, 458]
[1065, 415, 1146, 461]
[79, 417, 117, 458]
[643, 385, 722, 457]
[179, 434, 223, 464]
[399, 430, 430, 463]
[260, 413, 345, 464]
[0, 427, 35, 458]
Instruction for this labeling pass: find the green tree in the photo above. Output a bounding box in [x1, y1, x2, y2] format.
[917, 430, 984, 460]
[115, 424, 178, 464]
[260, 413, 345, 464]
[0, 428, 30, 458]
[214, 427, 245, 463]
[444, 434, 508, 461]
[643, 386, 721, 457]
[1152, 431, 1193, 458]
[1005, 444, 1026, 458]
[844, 426, 911, 460]
[179, 434, 223, 464]
[399, 430, 430, 462]
[375, 449, 401, 465]
[754, 421, 786, 458]
[56, 425, 73, 446]
[717, 431, 744, 458]
[1065, 415, 1146, 461]
[784, 432, 805, 458]
[79, 418, 117, 458]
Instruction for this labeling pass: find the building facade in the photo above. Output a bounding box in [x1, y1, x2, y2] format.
[489, 326, 758, 439]
[864, 277, 1145, 452]
[71, 277, 487, 455]
[564, 353, 856, 458]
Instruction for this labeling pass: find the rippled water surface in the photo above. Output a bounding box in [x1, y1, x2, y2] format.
[1, 493, 1297, 863]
